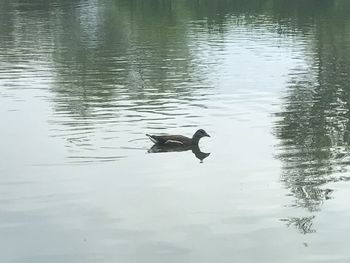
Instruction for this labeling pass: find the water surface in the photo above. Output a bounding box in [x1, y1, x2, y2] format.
[1, 0, 350, 262]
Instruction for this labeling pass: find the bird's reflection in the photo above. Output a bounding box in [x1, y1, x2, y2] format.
[148, 144, 210, 163]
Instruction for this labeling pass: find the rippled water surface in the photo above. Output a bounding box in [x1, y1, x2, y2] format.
[1, 0, 350, 262]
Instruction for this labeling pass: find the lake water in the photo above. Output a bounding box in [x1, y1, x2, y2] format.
[1, 0, 350, 262]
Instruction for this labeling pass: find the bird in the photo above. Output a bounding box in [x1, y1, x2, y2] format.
[146, 129, 210, 146]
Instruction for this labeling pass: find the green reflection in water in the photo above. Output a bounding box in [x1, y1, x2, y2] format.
[274, 0, 350, 233]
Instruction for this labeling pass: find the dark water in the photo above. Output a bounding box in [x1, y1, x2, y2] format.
[1, 0, 350, 262]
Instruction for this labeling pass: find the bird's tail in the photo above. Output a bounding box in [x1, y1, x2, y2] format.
[146, 134, 158, 144]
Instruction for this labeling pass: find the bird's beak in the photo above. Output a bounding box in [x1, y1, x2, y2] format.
[206, 133, 211, 137]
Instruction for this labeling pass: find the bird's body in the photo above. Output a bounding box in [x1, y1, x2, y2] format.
[146, 129, 210, 146]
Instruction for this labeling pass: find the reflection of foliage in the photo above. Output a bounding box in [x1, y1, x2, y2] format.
[48, 0, 201, 119]
[52, 0, 350, 119]
[3, 0, 350, 120]
[280, 216, 316, 234]
[275, 0, 350, 233]
[284, 185, 333, 212]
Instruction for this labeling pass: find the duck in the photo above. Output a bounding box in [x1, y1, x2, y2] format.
[146, 129, 210, 146]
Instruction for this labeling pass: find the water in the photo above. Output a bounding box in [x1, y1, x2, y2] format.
[1, 0, 350, 262]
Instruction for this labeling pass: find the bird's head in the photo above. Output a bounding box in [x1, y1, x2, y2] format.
[193, 129, 211, 140]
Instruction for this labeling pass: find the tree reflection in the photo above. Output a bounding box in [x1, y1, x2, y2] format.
[274, 0, 350, 233]
[280, 216, 316, 235]
[47, 0, 203, 121]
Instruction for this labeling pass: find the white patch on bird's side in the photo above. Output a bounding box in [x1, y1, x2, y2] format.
[164, 140, 183, 145]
